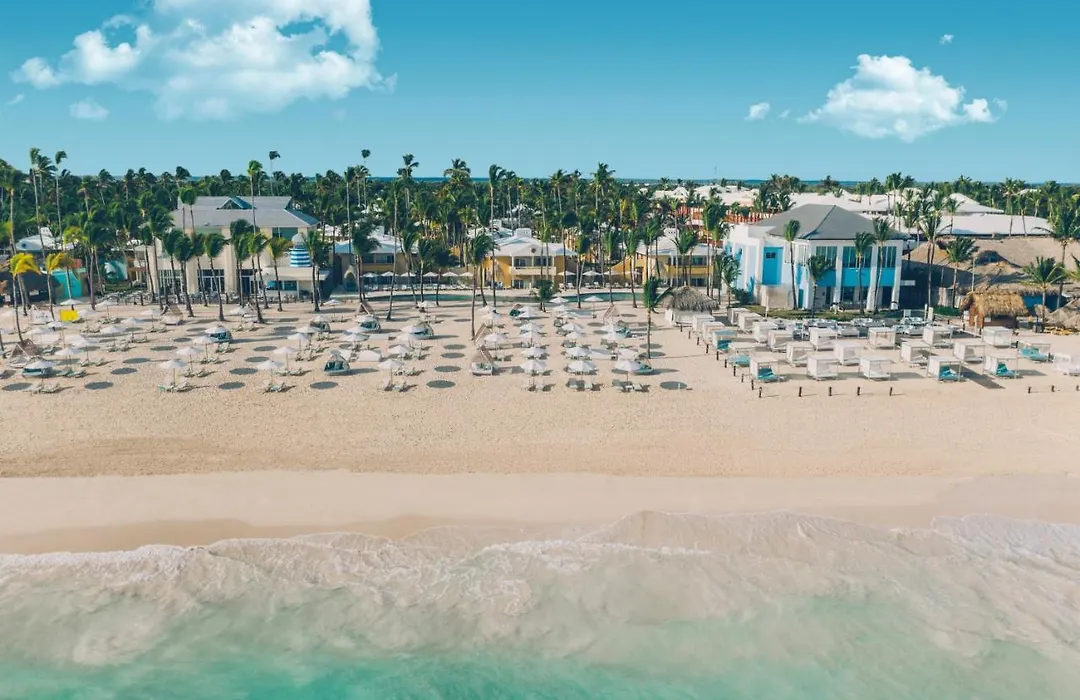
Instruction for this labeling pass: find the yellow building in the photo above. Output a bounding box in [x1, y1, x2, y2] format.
[611, 237, 715, 288]
[485, 233, 578, 289]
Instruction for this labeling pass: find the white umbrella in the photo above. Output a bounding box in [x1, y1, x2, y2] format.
[484, 310, 502, 321]
[518, 322, 542, 333]
[58, 298, 82, 307]
[422, 272, 439, 279]
[159, 359, 188, 385]
[286, 332, 311, 350]
[139, 308, 163, 319]
[380, 271, 396, 278]
[600, 323, 623, 333]
[560, 271, 575, 278]
[584, 295, 604, 304]
[357, 314, 378, 324]
[388, 344, 410, 357]
[46, 321, 70, 331]
[355, 349, 383, 363]
[204, 324, 230, 336]
[76, 342, 100, 363]
[257, 359, 284, 380]
[378, 358, 404, 372]
[582, 271, 599, 278]
[363, 272, 377, 279]
[601, 331, 622, 344]
[567, 360, 597, 375]
[618, 348, 642, 361]
[400, 324, 427, 335]
[225, 306, 248, 317]
[189, 334, 214, 361]
[98, 325, 123, 337]
[343, 325, 367, 336]
[516, 307, 541, 319]
[310, 315, 330, 324]
[441, 271, 459, 278]
[520, 331, 543, 346]
[457, 271, 473, 278]
[342, 331, 368, 344]
[565, 330, 587, 343]
[176, 346, 201, 360]
[614, 359, 644, 376]
[551, 296, 568, 304]
[519, 359, 547, 375]
[561, 322, 584, 334]
[273, 345, 298, 372]
[566, 346, 590, 359]
[323, 299, 342, 308]
[295, 325, 319, 335]
[522, 346, 547, 359]
[53, 347, 79, 368]
[483, 332, 508, 346]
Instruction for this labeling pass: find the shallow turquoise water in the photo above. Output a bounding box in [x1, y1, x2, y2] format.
[2, 513, 1078, 699]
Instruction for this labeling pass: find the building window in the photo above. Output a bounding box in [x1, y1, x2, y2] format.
[690, 256, 706, 267]
[817, 246, 838, 266]
[266, 280, 298, 291]
[842, 246, 858, 268]
[513, 257, 529, 268]
[764, 251, 778, 260]
[878, 247, 897, 268]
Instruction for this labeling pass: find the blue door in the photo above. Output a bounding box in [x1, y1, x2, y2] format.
[762, 248, 782, 285]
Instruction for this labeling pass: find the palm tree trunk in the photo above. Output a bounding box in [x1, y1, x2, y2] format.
[312, 264, 321, 313]
[357, 254, 366, 304]
[490, 252, 498, 309]
[182, 263, 194, 317]
[630, 253, 637, 308]
[872, 246, 884, 313]
[254, 261, 267, 322]
[926, 247, 936, 310]
[470, 273, 477, 338]
[789, 244, 797, 309]
[211, 260, 224, 321]
[273, 260, 283, 312]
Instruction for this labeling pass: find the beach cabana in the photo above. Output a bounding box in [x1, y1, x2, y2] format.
[749, 355, 781, 383]
[900, 339, 931, 367]
[785, 341, 813, 367]
[728, 307, 748, 324]
[807, 354, 838, 380]
[400, 322, 434, 340]
[808, 327, 837, 351]
[323, 351, 351, 376]
[922, 325, 953, 348]
[751, 321, 778, 344]
[981, 326, 1012, 348]
[767, 329, 793, 352]
[928, 355, 963, 382]
[727, 341, 756, 368]
[1018, 339, 1052, 363]
[859, 356, 891, 381]
[983, 351, 1019, 379]
[952, 339, 985, 364]
[204, 325, 233, 344]
[833, 340, 860, 366]
[737, 312, 763, 333]
[22, 360, 56, 378]
[711, 328, 737, 352]
[867, 327, 896, 349]
[1054, 353, 1080, 376]
[470, 349, 496, 376]
[356, 314, 381, 332]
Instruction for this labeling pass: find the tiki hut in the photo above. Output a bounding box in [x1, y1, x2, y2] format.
[663, 286, 719, 313]
[959, 290, 1029, 330]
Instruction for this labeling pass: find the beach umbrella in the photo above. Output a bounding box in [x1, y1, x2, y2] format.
[204, 324, 230, 336]
[483, 332, 508, 347]
[516, 307, 541, 320]
[441, 271, 459, 278]
[98, 325, 123, 337]
[363, 272, 377, 279]
[380, 271, 396, 278]
[295, 324, 319, 335]
[457, 271, 473, 278]
[95, 299, 117, 319]
[600, 323, 623, 333]
[46, 320, 70, 331]
[520, 331, 543, 347]
[286, 332, 311, 351]
[584, 295, 603, 305]
[422, 272, 439, 279]
[601, 331, 622, 344]
[323, 299, 342, 308]
[342, 331, 368, 345]
[176, 346, 201, 361]
[582, 271, 599, 278]
[565, 330, 587, 343]
[343, 325, 367, 336]
[225, 306, 248, 317]
[159, 359, 187, 384]
[566, 346, 590, 359]
[567, 360, 597, 375]
[614, 359, 644, 380]
[355, 349, 383, 363]
[273, 345, 298, 372]
[357, 313, 378, 324]
[53, 346, 79, 370]
[519, 359, 547, 375]
[551, 296, 568, 304]
[587, 348, 610, 361]
[75, 342, 100, 364]
[561, 322, 584, 334]
[522, 346, 547, 359]
[377, 358, 404, 377]
[617, 348, 642, 361]
[400, 324, 427, 335]
[256, 359, 284, 381]
[58, 298, 82, 308]
[560, 271, 575, 278]
[139, 308, 163, 319]
[388, 344, 410, 358]
[518, 322, 542, 333]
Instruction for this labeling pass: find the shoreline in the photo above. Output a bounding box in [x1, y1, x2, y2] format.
[2, 471, 1079, 554]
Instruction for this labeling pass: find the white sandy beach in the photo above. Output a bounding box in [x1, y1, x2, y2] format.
[2, 296, 1079, 553]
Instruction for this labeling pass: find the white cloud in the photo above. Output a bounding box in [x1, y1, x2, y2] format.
[779, 109, 790, 119]
[70, 98, 109, 121]
[939, 34, 954, 45]
[7, 94, 24, 106]
[800, 55, 996, 142]
[12, 0, 385, 120]
[746, 102, 770, 120]
[994, 98, 1008, 112]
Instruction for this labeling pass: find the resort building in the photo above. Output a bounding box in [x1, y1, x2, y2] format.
[333, 229, 410, 292]
[726, 205, 907, 311]
[155, 196, 322, 298]
[611, 237, 715, 288]
[486, 231, 577, 289]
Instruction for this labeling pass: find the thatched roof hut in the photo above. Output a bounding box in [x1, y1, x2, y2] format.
[663, 286, 719, 312]
[959, 290, 1029, 328]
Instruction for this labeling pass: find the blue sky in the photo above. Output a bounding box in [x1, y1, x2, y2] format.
[0, 0, 1076, 182]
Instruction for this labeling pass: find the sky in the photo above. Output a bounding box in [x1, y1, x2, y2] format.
[0, 0, 1076, 182]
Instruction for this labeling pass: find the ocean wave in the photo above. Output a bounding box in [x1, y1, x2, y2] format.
[1, 512, 1079, 698]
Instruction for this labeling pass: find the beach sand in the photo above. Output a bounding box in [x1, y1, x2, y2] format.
[2, 296, 1078, 553]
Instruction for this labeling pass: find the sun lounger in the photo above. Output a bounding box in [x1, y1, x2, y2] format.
[264, 380, 286, 393]
[937, 367, 962, 382]
[756, 367, 781, 383]
[992, 362, 1018, 379]
[1020, 347, 1051, 363]
[157, 383, 176, 393]
[632, 382, 648, 393]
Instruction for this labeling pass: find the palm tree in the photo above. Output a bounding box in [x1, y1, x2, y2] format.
[852, 232, 874, 310]
[916, 198, 947, 310]
[52, 150, 67, 247]
[624, 226, 645, 308]
[642, 277, 669, 360]
[8, 253, 39, 341]
[1022, 257, 1066, 323]
[201, 231, 228, 321]
[432, 244, 453, 307]
[702, 200, 729, 298]
[716, 251, 741, 308]
[943, 237, 978, 307]
[160, 227, 183, 307]
[45, 252, 77, 309]
[1036, 201, 1079, 309]
[267, 236, 292, 312]
[170, 232, 197, 317]
[350, 215, 378, 303]
[574, 232, 593, 305]
[268, 151, 280, 193]
[674, 229, 698, 287]
[228, 219, 254, 306]
[783, 220, 801, 309]
[469, 232, 496, 338]
[246, 231, 268, 323]
[869, 217, 892, 312]
[143, 207, 175, 305]
[806, 254, 833, 318]
[399, 223, 420, 306]
[301, 229, 326, 312]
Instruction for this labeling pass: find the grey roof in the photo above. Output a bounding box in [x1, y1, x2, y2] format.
[173, 196, 319, 230]
[756, 205, 904, 241]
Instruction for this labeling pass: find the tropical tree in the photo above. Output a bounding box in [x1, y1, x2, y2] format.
[350, 215, 378, 303]
[1035, 201, 1080, 308]
[806, 254, 833, 318]
[417, 237, 439, 301]
[201, 231, 228, 321]
[674, 229, 699, 287]
[160, 228, 184, 307]
[170, 232, 197, 317]
[399, 222, 420, 305]
[45, 252, 77, 311]
[701, 200, 729, 298]
[869, 217, 892, 313]
[783, 220, 801, 308]
[717, 251, 741, 308]
[943, 237, 978, 307]
[469, 232, 496, 338]
[574, 231, 593, 305]
[624, 226, 645, 308]
[143, 206, 175, 306]
[267, 235, 292, 312]
[642, 277, 669, 360]
[8, 253, 39, 341]
[228, 219, 254, 306]
[246, 231, 268, 323]
[431, 244, 454, 307]
[916, 197, 948, 310]
[268, 151, 280, 193]
[852, 232, 875, 310]
[301, 229, 327, 312]
[1022, 257, 1066, 322]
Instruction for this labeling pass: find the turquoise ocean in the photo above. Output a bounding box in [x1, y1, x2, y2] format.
[1, 512, 1079, 699]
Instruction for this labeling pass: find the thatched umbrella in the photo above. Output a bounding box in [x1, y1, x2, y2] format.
[662, 286, 719, 313]
[959, 290, 1028, 329]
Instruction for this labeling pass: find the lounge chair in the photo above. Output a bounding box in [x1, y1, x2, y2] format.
[937, 367, 963, 382]
[470, 363, 494, 376]
[1020, 347, 1051, 363]
[40, 383, 61, 394]
[264, 380, 286, 393]
[632, 382, 648, 393]
[157, 383, 176, 393]
[730, 353, 751, 368]
[323, 360, 351, 376]
[756, 367, 781, 383]
[993, 362, 1018, 380]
